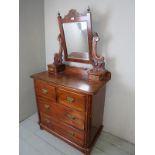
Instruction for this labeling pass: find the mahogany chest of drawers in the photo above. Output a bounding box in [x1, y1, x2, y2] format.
[31, 68, 110, 155]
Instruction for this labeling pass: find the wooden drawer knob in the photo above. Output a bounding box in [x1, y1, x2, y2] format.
[67, 114, 76, 120]
[66, 96, 74, 103]
[44, 118, 50, 124]
[44, 104, 50, 109]
[42, 89, 48, 94]
[68, 132, 75, 137]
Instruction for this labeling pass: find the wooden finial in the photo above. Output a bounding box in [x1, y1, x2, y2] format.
[87, 6, 91, 12]
[58, 11, 60, 16]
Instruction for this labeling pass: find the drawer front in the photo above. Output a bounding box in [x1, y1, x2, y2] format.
[39, 101, 85, 130]
[37, 97, 53, 115]
[35, 80, 56, 101]
[57, 88, 86, 112]
[40, 113, 84, 146]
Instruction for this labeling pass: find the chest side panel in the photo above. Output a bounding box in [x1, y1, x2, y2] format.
[87, 86, 106, 147]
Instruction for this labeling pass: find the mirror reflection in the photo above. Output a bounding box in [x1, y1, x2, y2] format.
[63, 22, 89, 60]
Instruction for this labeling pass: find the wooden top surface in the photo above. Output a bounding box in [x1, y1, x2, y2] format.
[31, 70, 107, 95]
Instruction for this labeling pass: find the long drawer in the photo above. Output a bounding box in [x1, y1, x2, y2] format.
[40, 113, 85, 146]
[38, 97, 85, 130]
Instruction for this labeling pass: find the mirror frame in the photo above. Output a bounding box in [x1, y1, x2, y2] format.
[57, 9, 93, 64]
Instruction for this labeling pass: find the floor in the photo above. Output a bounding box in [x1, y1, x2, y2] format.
[19, 113, 135, 155]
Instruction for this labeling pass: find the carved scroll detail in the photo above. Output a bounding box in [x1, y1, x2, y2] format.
[91, 32, 105, 71]
[63, 9, 85, 19]
[53, 34, 63, 65]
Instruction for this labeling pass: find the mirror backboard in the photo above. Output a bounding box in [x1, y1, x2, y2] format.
[58, 9, 92, 63]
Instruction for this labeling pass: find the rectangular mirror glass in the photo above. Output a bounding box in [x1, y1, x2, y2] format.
[63, 22, 89, 60]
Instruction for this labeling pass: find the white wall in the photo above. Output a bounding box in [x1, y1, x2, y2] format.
[44, 0, 135, 143]
[19, 0, 46, 121]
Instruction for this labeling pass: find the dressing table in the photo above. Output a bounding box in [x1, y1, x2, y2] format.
[31, 8, 111, 155]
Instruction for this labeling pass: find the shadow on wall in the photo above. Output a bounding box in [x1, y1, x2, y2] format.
[104, 70, 135, 143]
[106, 64, 135, 140]
[91, 8, 112, 58]
[92, 8, 135, 142]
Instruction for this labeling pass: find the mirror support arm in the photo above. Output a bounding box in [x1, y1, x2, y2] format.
[47, 34, 65, 74]
[91, 32, 105, 71]
[88, 32, 111, 81]
[53, 34, 63, 66]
